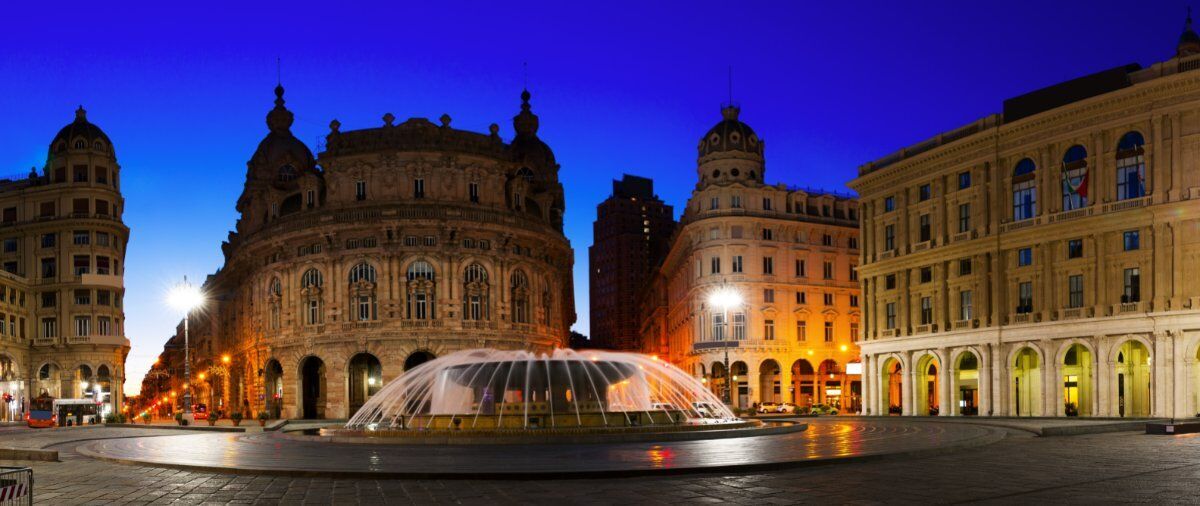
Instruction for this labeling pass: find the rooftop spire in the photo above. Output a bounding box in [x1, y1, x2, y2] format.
[266, 84, 294, 133]
[1180, 7, 1200, 57]
[513, 89, 538, 136]
[75, 105, 87, 122]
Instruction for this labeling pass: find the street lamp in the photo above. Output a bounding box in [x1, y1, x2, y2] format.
[168, 276, 205, 421]
[707, 286, 743, 405]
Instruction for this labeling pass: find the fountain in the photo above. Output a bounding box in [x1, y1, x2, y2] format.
[343, 348, 741, 434]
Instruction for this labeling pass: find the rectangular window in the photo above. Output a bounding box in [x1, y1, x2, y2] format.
[1123, 268, 1140, 303]
[885, 302, 897, 329]
[1068, 275, 1084, 308]
[710, 197, 719, 210]
[41, 292, 55, 308]
[762, 198, 773, 211]
[762, 228, 774, 240]
[1017, 281, 1033, 314]
[414, 178, 425, 198]
[41, 318, 56, 338]
[469, 182, 480, 203]
[97, 290, 111, 306]
[306, 189, 315, 207]
[796, 291, 806, 304]
[919, 184, 931, 201]
[40, 258, 55, 279]
[795, 259, 806, 277]
[730, 195, 742, 208]
[850, 295, 859, 307]
[959, 290, 973, 321]
[884, 196, 895, 212]
[885, 274, 896, 290]
[920, 296, 933, 325]
[919, 213, 931, 242]
[763, 257, 773, 275]
[920, 267, 932, 283]
[1123, 231, 1140, 251]
[884, 225, 895, 251]
[823, 261, 833, 279]
[39, 202, 55, 218]
[423, 236, 436, 247]
[849, 237, 858, 249]
[709, 227, 720, 240]
[959, 258, 972, 276]
[96, 256, 110, 275]
[98, 316, 111, 336]
[1013, 178, 1036, 221]
[73, 230, 89, 245]
[72, 198, 88, 215]
[73, 255, 89, 275]
[74, 316, 89, 337]
[732, 312, 745, 340]
[849, 265, 858, 281]
[763, 288, 774, 303]
[357, 295, 374, 321]
[824, 321, 834, 342]
[823, 293, 834, 305]
[2, 208, 14, 223]
[355, 180, 367, 200]
[96, 233, 109, 247]
[1018, 248, 1032, 267]
[74, 289, 90, 305]
[95, 200, 109, 216]
[764, 319, 775, 340]
[796, 320, 806, 341]
[958, 203, 970, 233]
[958, 171, 971, 190]
[41, 233, 55, 248]
[710, 256, 721, 275]
[850, 322, 860, 342]
[1064, 239, 1082, 259]
[731, 255, 743, 273]
[711, 313, 725, 340]
[730, 226, 743, 239]
[2, 238, 16, 253]
[1116, 151, 1146, 201]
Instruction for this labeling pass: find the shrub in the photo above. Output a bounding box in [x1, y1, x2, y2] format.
[258, 411, 269, 421]
[207, 411, 219, 422]
[231, 411, 244, 426]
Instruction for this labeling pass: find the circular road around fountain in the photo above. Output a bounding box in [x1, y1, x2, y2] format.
[75, 418, 1011, 478]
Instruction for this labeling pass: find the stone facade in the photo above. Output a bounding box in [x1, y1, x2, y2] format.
[589, 174, 675, 350]
[640, 105, 861, 412]
[0, 107, 130, 421]
[147, 87, 574, 420]
[850, 24, 1200, 418]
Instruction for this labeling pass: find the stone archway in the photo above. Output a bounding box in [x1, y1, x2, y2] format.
[300, 356, 326, 419]
[953, 350, 980, 416]
[816, 359, 842, 410]
[347, 353, 382, 415]
[1114, 340, 1151, 418]
[759, 359, 781, 404]
[264, 359, 284, 418]
[1060, 343, 1094, 417]
[730, 361, 749, 409]
[1012, 347, 1042, 417]
[915, 354, 940, 416]
[881, 357, 903, 415]
[710, 362, 727, 401]
[791, 359, 814, 407]
[404, 351, 436, 371]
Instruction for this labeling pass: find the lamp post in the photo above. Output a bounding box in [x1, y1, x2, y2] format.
[168, 276, 204, 422]
[707, 287, 743, 405]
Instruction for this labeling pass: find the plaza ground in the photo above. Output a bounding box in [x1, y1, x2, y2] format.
[1, 418, 1198, 504]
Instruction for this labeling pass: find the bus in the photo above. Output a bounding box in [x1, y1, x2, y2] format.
[54, 399, 99, 426]
[26, 394, 55, 428]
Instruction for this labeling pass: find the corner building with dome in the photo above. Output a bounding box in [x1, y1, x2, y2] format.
[153, 87, 574, 420]
[638, 105, 862, 413]
[0, 108, 130, 422]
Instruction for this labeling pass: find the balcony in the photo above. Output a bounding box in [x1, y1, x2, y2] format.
[341, 321, 381, 330]
[462, 321, 498, 330]
[952, 319, 976, 330]
[401, 320, 444, 329]
[878, 249, 896, 261]
[1001, 217, 1041, 233]
[951, 230, 975, 243]
[1011, 313, 1033, 324]
[914, 323, 936, 334]
[67, 335, 90, 344]
[879, 328, 899, 338]
[33, 337, 55, 346]
[910, 240, 933, 253]
[1058, 307, 1093, 320]
[1112, 301, 1144, 315]
[1048, 207, 1093, 223]
[80, 273, 123, 289]
[1102, 196, 1151, 214]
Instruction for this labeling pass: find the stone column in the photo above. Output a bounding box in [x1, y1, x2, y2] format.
[939, 350, 952, 416]
[979, 346, 992, 416]
[861, 354, 872, 415]
[903, 351, 915, 416]
[992, 344, 1006, 416]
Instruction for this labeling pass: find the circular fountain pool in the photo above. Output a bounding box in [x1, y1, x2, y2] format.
[325, 349, 758, 441]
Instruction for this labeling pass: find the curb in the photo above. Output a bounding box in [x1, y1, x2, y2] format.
[279, 422, 805, 445]
[105, 423, 247, 433]
[0, 448, 57, 462]
[74, 424, 1010, 480]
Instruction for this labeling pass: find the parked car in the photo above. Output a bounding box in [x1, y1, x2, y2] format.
[777, 402, 796, 414]
[692, 401, 723, 418]
[192, 403, 209, 422]
[758, 402, 780, 413]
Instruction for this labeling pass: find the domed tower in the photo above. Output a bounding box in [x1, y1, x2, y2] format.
[234, 85, 321, 234]
[507, 90, 566, 230]
[696, 104, 765, 189]
[16, 106, 131, 413]
[1178, 9, 1200, 58]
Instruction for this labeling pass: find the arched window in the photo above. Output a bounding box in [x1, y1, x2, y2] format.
[267, 277, 283, 329]
[516, 167, 534, 182]
[510, 270, 530, 324]
[406, 261, 435, 319]
[348, 263, 378, 321]
[278, 165, 297, 182]
[269, 277, 282, 297]
[1061, 145, 1088, 211]
[74, 140, 85, 149]
[462, 263, 490, 321]
[1012, 158, 1037, 221]
[1116, 132, 1146, 201]
[348, 263, 376, 284]
[301, 268, 323, 288]
[93, 141, 104, 152]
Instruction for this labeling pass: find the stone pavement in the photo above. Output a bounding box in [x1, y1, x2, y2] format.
[1, 420, 1198, 504]
[75, 419, 1003, 476]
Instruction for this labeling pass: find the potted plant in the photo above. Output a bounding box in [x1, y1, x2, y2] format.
[231, 411, 243, 426]
[929, 406, 939, 416]
[888, 405, 902, 415]
[257, 411, 269, 427]
[141, 412, 151, 424]
[207, 411, 219, 426]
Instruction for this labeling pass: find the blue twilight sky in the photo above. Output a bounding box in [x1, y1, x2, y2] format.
[0, 1, 1191, 395]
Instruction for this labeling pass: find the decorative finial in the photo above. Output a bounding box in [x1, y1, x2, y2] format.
[513, 89, 538, 136]
[75, 105, 87, 122]
[721, 104, 741, 121]
[489, 123, 500, 137]
[382, 112, 395, 126]
[265, 85, 294, 132]
[439, 113, 451, 127]
[521, 89, 531, 111]
[329, 119, 341, 133]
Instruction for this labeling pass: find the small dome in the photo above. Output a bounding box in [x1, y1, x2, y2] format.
[1179, 9, 1200, 57]
[698, 105, 762, 157]
[50, 106, 113, 155]
[509, 89, 556, 169]
[250, 85, 314, 173]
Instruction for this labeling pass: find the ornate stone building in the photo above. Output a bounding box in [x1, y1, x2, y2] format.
[148, 86, 575, 420]
[850, 20, 1200, 418]
[0, 107, 130, 421]
[639, 105, 861, 411]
